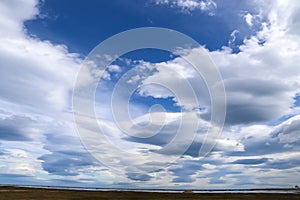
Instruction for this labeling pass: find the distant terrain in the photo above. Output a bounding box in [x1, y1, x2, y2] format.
[0, 186, 300, 200]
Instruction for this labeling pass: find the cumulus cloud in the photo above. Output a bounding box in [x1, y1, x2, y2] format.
[0, 0, 38, 38]
[137, 57, 208, 110]
[210, 1, 300, 125]
[0, 0, 80, 117]
[0, 0, 81, 116]
[78, 0, 300, 184]
[0, 0, 85, 183]
[129, 0, 300, 127]
[96, 0, 300, 186]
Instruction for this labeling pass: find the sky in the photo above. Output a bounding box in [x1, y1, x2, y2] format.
[0, 0, 300, 189]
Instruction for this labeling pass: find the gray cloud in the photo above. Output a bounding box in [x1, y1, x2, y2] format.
[39, 131, 99, 176]
[123, 120, 179, 147]
[225, 78, 287, 96]
[223, 78, 292, 125]
[169, 159, 205, 183]
[277, 120, 300, 144]
[265, 159, 300, 170]
[0, 116, 33, 141]
[38, 151, 96, 176]
[0, 173, 37, 185]
[126, 172, 152, 181]
[232, 158, 269, 165]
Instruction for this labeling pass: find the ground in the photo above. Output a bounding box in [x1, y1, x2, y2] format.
[0, 186, 300, 200]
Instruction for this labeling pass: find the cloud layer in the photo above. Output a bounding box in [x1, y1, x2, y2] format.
[0, 0, 300, 189]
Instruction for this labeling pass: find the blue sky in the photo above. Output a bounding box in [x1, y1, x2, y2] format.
[1, 0, 300, 189]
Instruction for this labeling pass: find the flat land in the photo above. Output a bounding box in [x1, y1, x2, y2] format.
[0, 186, 299, 200]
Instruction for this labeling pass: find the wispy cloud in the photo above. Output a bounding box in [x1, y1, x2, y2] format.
[153, 0, 217, 14]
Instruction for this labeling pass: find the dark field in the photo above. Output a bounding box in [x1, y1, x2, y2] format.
[1, 186, 300, 200]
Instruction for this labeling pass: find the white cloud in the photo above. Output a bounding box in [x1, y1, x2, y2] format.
[228, 30, 239, 48]
[132, 0, 300, 126]
[0, 144, 48, 176]
[91, 0, 300, 186]
[153, 0, 217, 13]
[0, 0, 81, 117]
[90, 0, 300, 181]
[0, 0, 38, 38]
[209, 2, 300, 125]
[0, 38, 80, 114]
[0, 0, 86, 183]
[244, 13, 253, 27]
[136, 56, 210, 111]
[108, 64, 122, 73]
